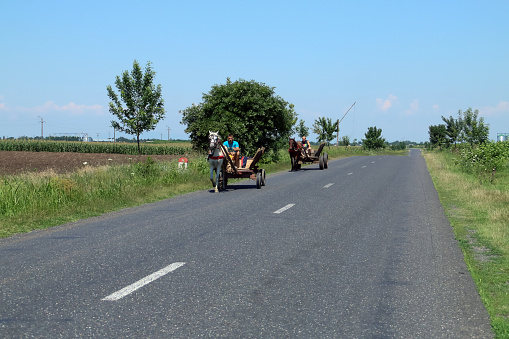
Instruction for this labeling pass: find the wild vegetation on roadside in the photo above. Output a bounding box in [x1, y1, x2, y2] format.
[424, 143, 509, 337]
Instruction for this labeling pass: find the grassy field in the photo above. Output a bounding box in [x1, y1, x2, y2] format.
[424, 150, 509, 337]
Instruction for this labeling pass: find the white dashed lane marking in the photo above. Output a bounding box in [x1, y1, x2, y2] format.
[323, 183, 334, 188]
[273, 204, 295, 214]
[102, 262, 186, 301]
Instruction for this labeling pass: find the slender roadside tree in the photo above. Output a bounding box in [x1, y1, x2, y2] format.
[107, 60, 165, 155]
[296, 119, 310, 139]
[180, 78, 296, 159]
[312, 117, 338, 145]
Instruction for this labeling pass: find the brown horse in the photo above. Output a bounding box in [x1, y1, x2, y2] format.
[288, 138, 303, 171]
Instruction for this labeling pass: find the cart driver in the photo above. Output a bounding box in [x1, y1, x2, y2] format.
[302, 136, 312, 156]
[223, 133, 240, 167]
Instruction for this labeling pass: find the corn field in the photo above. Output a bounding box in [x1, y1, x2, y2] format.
[0, 140, 192, 155]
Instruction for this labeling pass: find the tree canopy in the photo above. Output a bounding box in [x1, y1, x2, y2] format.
[180, 78, 296, 158]
[441, 115, 462, 147]
[295, 119, 310, 139]
[107, 60, 165, 154]
[362, 126, 386, 149]
[312, 117, 337, 144]
[428, 107, 489, 149]
[428, 124, 447, 149]
[459, 108, 489, 146]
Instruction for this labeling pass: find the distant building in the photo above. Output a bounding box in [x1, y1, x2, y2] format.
[497, 133, 508, 142]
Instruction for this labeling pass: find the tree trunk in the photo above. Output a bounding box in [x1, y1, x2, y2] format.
[137, 133, 141, 155]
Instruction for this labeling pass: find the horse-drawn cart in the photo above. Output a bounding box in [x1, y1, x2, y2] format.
[208, 131, 267, 192]
[219, 146, 266, 190]
[288, 140, 328, 171]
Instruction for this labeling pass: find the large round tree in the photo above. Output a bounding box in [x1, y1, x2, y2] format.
[362, 126, 386, 149]
[180, 78, 296, 158]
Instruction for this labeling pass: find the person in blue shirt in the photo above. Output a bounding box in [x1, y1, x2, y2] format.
[223, 133, 240, 167]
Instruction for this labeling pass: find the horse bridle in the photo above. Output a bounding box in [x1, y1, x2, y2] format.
[209, 133, 225, 160]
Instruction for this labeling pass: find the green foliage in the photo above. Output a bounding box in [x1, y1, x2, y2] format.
[312, 117, 337, 144]
[429, 107, 489, 149]
[340, 135, 350, 146]
[441, 115, 461, 147]
[458, 108, 489, 146]
[133, 157, 160, 178]
[428, 124, 447, 149]
[390, 141, 406, 150]
[107, 60, 165, 154]
[180, 78, 296, 157]
[295, 119, 309, 138]
[454, 141, 509, 175]
[362, 126, 386, 149]
[0, 140, 191, 155]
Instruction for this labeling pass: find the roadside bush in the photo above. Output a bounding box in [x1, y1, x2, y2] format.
[454, 141, 509, 174]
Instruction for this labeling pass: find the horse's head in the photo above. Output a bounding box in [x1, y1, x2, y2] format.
[208, 131, 221, 150]
[289, 138, 296, 150]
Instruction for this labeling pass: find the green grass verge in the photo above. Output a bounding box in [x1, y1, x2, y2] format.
[424, 150, 509, 337]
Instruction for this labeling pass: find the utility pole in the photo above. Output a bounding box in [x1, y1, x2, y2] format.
[38, 116, 44, 139]
[337, 102, 356, 146]
[167, 126, 171, 140]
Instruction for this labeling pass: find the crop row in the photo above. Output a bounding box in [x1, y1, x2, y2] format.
[0, 140, 193, 155]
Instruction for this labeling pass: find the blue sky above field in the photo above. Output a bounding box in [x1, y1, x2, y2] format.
[1, 0, 508, 143]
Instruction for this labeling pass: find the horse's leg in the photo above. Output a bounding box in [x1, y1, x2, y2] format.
[210, 162, 215, 187]
[214, 163, 220, 193]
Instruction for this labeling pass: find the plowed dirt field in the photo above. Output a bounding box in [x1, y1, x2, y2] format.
[0, 151, 181, 176]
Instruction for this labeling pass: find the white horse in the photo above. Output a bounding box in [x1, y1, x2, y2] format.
[208, 131, 225, 193]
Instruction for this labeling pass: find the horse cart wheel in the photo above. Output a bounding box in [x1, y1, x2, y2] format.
[256, 172, 262, 189]
[319, 154, 324, 170]
[261, 169, 266, 186]
[324, 152, 328, 169]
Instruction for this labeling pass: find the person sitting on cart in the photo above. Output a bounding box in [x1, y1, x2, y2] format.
[223, 133, 240, 167]
[302, 136, 312, 156]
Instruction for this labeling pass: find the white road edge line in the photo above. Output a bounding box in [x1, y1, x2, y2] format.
[323, 183, 334, 188]
[273, 204, 295, 214]
[102, 262, 186, 301]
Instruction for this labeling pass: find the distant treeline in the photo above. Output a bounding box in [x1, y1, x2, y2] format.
[0, 140, 192, 155]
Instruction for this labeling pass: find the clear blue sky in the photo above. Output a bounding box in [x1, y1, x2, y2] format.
[2, 0, 508, 143]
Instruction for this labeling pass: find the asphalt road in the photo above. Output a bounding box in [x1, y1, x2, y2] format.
[0, 149, 493, 338]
